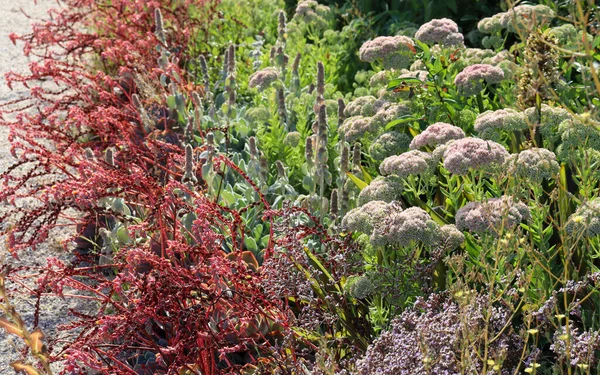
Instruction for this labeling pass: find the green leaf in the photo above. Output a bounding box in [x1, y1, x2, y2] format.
[244, 237, 258, 252]
[387, 77, 423, 90]
[360, 166, 373, 184]
[346, 172, 368, 190]
[385, 115, 418, 130]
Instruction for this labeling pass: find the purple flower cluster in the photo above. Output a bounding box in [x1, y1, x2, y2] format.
[248, 67, 279, 90]
[507, 148, 559, 182]
[478, 5, 554, 34]
[566, 198, 600, 238]
[443, 137, 509, 175]
[410, 122, 465, 150]
[551, 323, 600, 367]
[379, 150, 432, 178]
[356, 293, 523, 375]
[455, 196, 530, 235]
[359, 36, 415, 69]
[454, 64, 504, 96]
[474, 108, 527, 139]
[414, 18, 464, 47]
[369, 131, 411, 161]
[294, 0, 331, 30]
[371, 206, 439, 247]
[358, 176, 403, 205]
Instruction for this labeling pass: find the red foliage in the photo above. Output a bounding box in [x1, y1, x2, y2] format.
[0, 0, 296, 373]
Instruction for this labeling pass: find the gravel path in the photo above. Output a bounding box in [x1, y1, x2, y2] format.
[0, 1, 89, 373]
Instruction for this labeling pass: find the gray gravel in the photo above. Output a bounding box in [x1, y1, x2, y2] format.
[0, 1, 93, 373]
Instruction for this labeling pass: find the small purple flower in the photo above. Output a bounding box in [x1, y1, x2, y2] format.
[443, 137, 509, 175]
[380, 150, 432, 178]
[551, 323, 600, 367]
[415, 18, 465, 47]
[410, 122, 465, 149]
[455, 196, 530, 235]
[454, 64, 504, 96]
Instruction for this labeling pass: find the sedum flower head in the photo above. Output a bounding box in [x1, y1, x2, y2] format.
[344, 95, 385, 117]
[454, 64, 504, 96]
[359, 36, 415, 69]
[455, 196, 530, 235]
[245, 106, 271, 124]
[283, 131, 301, 147]
[339, 116, 377, 143]
[415, 18, 464, 47]
[341, 200, 394, 235]
[371, 206, 439, 246]
[474, 108, 528, 139]
[293, 0, 331, 30]
[478, 14, 504, 34]
[566, 198, 600, 238]
[248, 67, 279, 90]
[436, 224, 465, 250]
[380, 150, 432, 178]
[358, 176, 403, 206]
[369, 131, 411, 161]
[558, 118, 600, 156]
[524, 104, 572, 145]
[370, 102, 411, 128]
[547, 24, 578, 45]
[443, 137, 509, 175]
[507, 148, 559, 182]
[347, 275, 375, 299]
[500, 5, 554, 33]
[410, 122, 465, 150]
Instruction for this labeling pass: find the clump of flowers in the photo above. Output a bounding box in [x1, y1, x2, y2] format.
[525, 104, 572, 144]
[474, 108, 528, 139]
[566, 198, 600, 238]
[248, 67, 279, 90]
[410, 122, 465, 150]
[346, 275, 376, 299]
[436, 224, 465, 250]
[414, 18, 464, 47]
[455, 196, 531, 235]
[557, 118, 600, 158]
[443, 137, 509, 175]
[371, 206, 439, 246]
[551, 323, 600, 367]
[358, 176, 403, 205]
[370, 102, 411, 128]
[477, 14, 503, 34]
[344, 95, 384, 117]
[517, 31, 560, 108]
[379, 150, 433, 178]
[340, 116, 376, 143]
[355, 293, 523, 374]
[454, 64, 504, 96]
[284, 131, 301, 147]
[246, 106, 271, 124]
[547, 24, 578, 45]
[341, 200, 393, 235]
[359, 35, 415, 69]
[369, 131, 411, 161]
[293, 0, 331, 30]
[499, 4, 554, 32]
[507, 148, 560, 182]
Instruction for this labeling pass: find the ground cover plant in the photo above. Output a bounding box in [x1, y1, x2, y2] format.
[1, 0, 600, 374]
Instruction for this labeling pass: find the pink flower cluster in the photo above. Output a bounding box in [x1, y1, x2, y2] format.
[410, 122, 465, 149]
[359, 36, 415, 69]
[415, 18, 464, 47]
[454, 64, 504, 96]
[443, 137, 509, 175]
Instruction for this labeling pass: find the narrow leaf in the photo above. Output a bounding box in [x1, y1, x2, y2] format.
[0, 318, 24, 338]
[346, 172, 368, 190]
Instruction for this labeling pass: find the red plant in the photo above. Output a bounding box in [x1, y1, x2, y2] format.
[0, 0, 298, 373]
